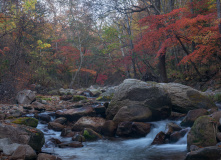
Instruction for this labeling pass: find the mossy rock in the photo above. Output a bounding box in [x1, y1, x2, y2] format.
[73, 95, 87, 102]
[48, 90, 59, 95]
[96, 95, 113, 101]
[83, 128, 102, 141]
[12, 117, 38, 128]
[187, 116, 217, 151]
[36, 96, 52, 101]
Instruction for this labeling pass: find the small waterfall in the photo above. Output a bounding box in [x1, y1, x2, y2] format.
[30, 112, 188, 160]
[176, 127, 190, 144]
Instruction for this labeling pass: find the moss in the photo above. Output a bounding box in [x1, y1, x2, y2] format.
[6, 116, 15, 119]
[48, 90, 59, 95]
[73, 95, 87, 102]
[12, 117, 38, 128]
[36, 96, 52, 101]
[83, 130, 96, 140]
[96, 94, 114, 101]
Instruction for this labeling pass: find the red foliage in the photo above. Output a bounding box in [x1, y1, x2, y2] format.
[96, 74, 108, 85]
[135, 1, 220, 66]
[3, 47, 10, 52]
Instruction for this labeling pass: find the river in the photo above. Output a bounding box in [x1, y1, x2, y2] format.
[32, 113, 188, 160]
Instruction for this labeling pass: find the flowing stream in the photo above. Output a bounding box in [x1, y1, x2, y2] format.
[30, 112, 188, 160]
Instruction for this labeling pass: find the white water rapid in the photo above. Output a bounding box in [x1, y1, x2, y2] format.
[33, 115, 188, 160]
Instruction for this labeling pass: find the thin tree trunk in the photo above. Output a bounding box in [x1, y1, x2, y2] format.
[69, 49, 84, 88]
[217, 0, 221, 34]
[154, 0, 168, 82]
[175, 35, 202, 77]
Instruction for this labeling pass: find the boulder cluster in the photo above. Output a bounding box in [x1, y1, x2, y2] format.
[0, 79, 220, 159]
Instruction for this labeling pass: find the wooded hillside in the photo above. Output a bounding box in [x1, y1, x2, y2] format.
[0, 0, 220, 102]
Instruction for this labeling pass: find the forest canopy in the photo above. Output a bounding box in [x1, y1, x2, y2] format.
[0, 0, 221, 101]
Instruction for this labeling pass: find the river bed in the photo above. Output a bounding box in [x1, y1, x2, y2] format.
[33, 114, 188, 160]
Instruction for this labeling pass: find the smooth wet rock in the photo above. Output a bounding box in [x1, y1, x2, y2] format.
[11, 144, 37, 160]
[60, 128, 76, 137]
[185, 146, 221, 160]
[101, 120, 117, 137]
[72, 116, 105, 132]
[36, 113, 51, 122]
[165, 122, 182, 136]
[181, 109, 208, 127]
[55, 107, 95, 121]
[0, 123, 45, 151]
[187, 116, 217, 151]
[170, 131, 182, 143]
[131, 122, 151, 137]
[32, 101, 45, 111]
[72, 133, 86, 142]
[48, 122, 65, 131]
[151, 131, 166, 145]
[58, 141, 83, 148]
[37, 153, 62, 160]
[113, 105, 152, 123]
[116, 121, 151, 137]
[106, 79, 172, 121]
[50, 138, 61, 145]
[16, 90, 36, 104]
[169, 112, 186, 120]
[83, 128, 102, 141]
[170, 128, 189, 143]
[37, 113, 51, 123]
[116, 121, 132, 137]
[53, 117, 67, 124]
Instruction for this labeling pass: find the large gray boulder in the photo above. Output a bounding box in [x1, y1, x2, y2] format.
[106, 79, 172, 121]
[3, 143, 21, 155]
[16, 90, 36, 104]
[11, 144, 37, 160]
[160, 83, 216, 113]
[106, 79, 216, 121]
[0, 138, 11, 151]
[187, 116, 217, 151]
[0, 123, 45, 151]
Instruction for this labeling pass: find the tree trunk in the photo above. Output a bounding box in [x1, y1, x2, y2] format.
[154, 0, 168, 82]
[169, 0, 175, 11]
[217, 0, 221, 34]
[69, 50, 84, 88]
[125, 13, 137, 78]
[158, 53, 168, 82]
[175, 35, 202, 77]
